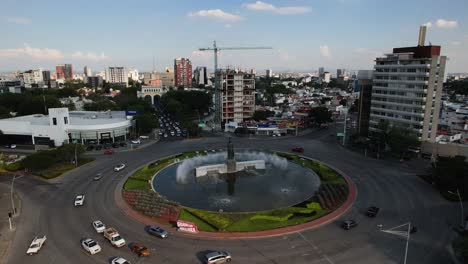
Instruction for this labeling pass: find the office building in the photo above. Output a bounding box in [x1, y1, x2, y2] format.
[87, 76, 103, 88]
[266, 69, 273, 78]
[84, 66, 92, 77]
[105, 67, 128, 87]
[56, 64, 73, 80]
[337, 68, 345, 78]
[220, 69, 256, 123]
[19, 69, 43, 88]
[323, 72, 331, 83]
[369, 26, 447, 142]
[356, 70, 374, 137]
[194, 66, 208, 86]
[174, 58, 192, 88]
[319, 67, 325, 77]
[128, 68, 139, 81]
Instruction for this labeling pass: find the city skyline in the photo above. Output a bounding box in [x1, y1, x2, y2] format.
[0, 0, 467, 73]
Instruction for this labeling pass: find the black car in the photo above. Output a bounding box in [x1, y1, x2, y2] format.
[119, 142, 127, 147]
[103, 144, 111, 149]
[112, 143, 119, 148]
[86, 145, 95, 151]
[342, 220, 358, 230]
[95, 145, 103, 151]
[366, 206, 380, 217]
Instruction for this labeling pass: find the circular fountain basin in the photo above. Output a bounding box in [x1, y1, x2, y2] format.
[152, 151, 321, 212]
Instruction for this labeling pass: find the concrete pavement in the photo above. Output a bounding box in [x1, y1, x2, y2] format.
[0, 178, 21, 264]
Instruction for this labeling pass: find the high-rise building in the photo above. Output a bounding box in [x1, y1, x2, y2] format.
[194, 66, 208, 86]
[323, 72, 331, 83]
[19, 69, 43, 88]
[127, 68, 139, 81]
[318, 67, 325, 77]
[174, 58, 192, 88]
[87, 76, 103, 88]
[337, 68, 345, 78]
[369, 26, 447, 142]
[56, 64, 73, 80]
[105, 67, 128, 87]
[266, 69, 273, 78]
[356, 70, 374, 137]
[84, 66, 92, 77]
[220, 69, 256, 123]
[42, 70, 51, 83]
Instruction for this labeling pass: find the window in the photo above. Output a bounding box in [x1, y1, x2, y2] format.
[53, 117, 57, 125]
[64, 117, 68, 124]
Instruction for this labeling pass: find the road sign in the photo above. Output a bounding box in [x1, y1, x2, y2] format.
[336, 132, 344, 137]
[176, 220, 199, 233]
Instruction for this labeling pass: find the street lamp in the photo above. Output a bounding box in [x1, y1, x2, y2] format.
[380, 222, 412, 264]
[11, 174, 23, 216]
[342, 107, 349, 146]
[448, 189, 464, 228]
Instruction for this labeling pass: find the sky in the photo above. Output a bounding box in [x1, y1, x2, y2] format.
[0, 0, 467, 74]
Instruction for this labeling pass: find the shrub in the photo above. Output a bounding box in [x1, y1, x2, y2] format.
[306, 202, 322, 210]
[250, 214, 293, 222]
[4, 162, 23, 171]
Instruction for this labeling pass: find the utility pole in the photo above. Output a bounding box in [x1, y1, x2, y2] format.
[11, 174, 23, 216]
[342, 108, 348, 146]
[448, 189, 464, 228]
[380, 222, 412, 264]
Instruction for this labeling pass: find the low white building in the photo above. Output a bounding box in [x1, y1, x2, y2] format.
[0, 108, 132, 147]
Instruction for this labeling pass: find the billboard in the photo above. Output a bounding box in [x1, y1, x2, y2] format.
[125, 110, 139, 116]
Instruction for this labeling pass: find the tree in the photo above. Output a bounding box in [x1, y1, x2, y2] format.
[387, 127, 419, 157]
[433, 156, 468, 198]
[252, 110, 274, 121]
[57, 143, 85, 163]
[309, 107, 332, 125]
[56, 87, 78, 98]
[0, 105, 10, 119]
[135, 113, 158, 134]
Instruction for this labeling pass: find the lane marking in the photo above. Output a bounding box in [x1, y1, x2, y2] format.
[297, 232, 335, 264]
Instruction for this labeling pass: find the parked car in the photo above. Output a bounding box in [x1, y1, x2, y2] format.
[93, 173, 103, 181]
[204, 251, 232, 264]
[26, 235, 47, 255]
[119, 142, 127, 147]
[111, 257, 131, 264]
[104, 149, 114, 155]
[112, 143, 120, 148]
[341, 220, 358, 230]
[130, 242, 151, 257]
[95, 145, 103, 151]
[292, 146, 304, 153]
[86, 145, 95, 151]
[4, 144, 16, 149]
[146, 225, 168, 238]
[103, 144, 112, 149]
[114, 163, 126, 172]
[366, 206, 380, 217]
[92, 220, 106, 233]
[131, 139, 141, 144]
[74, 195, 85, 206]
[81, 238, 101, 255]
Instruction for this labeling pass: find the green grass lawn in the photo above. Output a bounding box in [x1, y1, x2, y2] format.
[39, 158, 94, 179]
[124, 178, 151, 191]
[178, 209, 217, 232]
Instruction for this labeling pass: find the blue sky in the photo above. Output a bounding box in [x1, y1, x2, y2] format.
[1, 0, 467, 73]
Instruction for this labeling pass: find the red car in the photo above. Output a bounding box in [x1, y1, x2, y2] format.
[103, 149, 114, 155]
[292, 147, 304, 153]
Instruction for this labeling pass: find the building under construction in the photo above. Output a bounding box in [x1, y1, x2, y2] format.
[219, 69, 256, 124]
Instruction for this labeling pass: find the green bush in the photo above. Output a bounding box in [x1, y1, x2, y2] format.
[4, 162, 24, 171]
[124, 179, 150, 191]
[250, 214, 293, 222]
[306, 202, 322, 210]
[185, 208, 234, 231]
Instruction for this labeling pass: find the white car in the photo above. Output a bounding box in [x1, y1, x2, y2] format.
[92, 220, 106, 233]
[26, 235, 47, 255]
[131, 139, 141, 144]
[114, 164, 126, 172]
[74, 195, 85, 206]
[81, 238, 101, 255]
[111, 257, 131, 264]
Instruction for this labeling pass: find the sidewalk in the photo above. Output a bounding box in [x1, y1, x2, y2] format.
[0, 180, 21, 264]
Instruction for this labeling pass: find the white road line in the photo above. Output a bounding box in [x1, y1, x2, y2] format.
[297, 231, 336, 264]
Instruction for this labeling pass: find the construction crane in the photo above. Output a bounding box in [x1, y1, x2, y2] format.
[199, 41, 272, 131]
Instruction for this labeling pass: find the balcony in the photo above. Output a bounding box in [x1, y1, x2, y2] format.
[371, 93, 426, 101]
[375, 64, 431, 69]
[370, 106, 425, 117]
[374, 71, 429, 77]
[369, 114, 424, 125]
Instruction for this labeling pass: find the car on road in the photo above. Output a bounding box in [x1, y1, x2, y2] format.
[86, 145, 94, 151]
[26, 235, 47, 255]
[112, 143, 120, 148]
[74, 195, 85, 206]
[146, 225, 168, 238]
[93, 173, 103, 181]
[81, 238, 101, 255]
[111, 257, 131, 264]
[95, 145, 102, 151]
[204, 251, 232, 263]
[366, 206, 380, 217]
[92, 220, 106, 233]
[130, 242, 151, 257]
[131, 139, 141, 144]
[119, 142, 127, 147]
[104, 149, 114, 155]
[114, 163, 126, 172]
[341, 220, 358, 230]
[4, 144, 17, 149]
[292, 146, 304, 153]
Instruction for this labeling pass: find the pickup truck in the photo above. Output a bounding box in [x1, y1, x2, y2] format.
[103, 227, 126, 247]
[27, 235, 47, 255]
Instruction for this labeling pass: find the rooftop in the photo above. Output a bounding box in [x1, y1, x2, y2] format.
[6, 111, 128, 126]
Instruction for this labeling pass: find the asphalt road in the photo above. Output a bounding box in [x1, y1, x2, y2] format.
[3, 125, 460, 264]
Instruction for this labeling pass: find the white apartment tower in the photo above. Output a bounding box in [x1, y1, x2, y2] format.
[369, 26, 447, 142]
[105, 67, 128, 87]
[84, 66, 92, 77]
[220, 69, 256, 123]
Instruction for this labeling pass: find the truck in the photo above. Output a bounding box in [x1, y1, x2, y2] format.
[103, 227, 126, 248]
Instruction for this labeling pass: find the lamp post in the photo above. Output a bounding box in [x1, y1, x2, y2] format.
[342, 107, 349, 146]
[380, 222, 412, 264]
[448, 189, 464, 228]
[11, 174, 23, 216]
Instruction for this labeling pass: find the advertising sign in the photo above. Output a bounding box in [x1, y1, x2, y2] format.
[176, 220, 199, 233]
[125, 110, 139, 116]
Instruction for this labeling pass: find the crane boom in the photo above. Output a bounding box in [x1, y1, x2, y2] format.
[198, 41, 272, 131]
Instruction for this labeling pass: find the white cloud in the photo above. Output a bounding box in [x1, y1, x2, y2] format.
[244, 1, 311, 15]
[0, 44, 63, 60]
[71, 51, 109, 61]
[188, 9, 243, 22]
[224, 24, 232, 28]
[422, 22, 432, 28]
[320, 45, 330, 58]
[435, 19, 458, 28]
[451, 41, 461, 45]
[4, 16, 31, 25]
